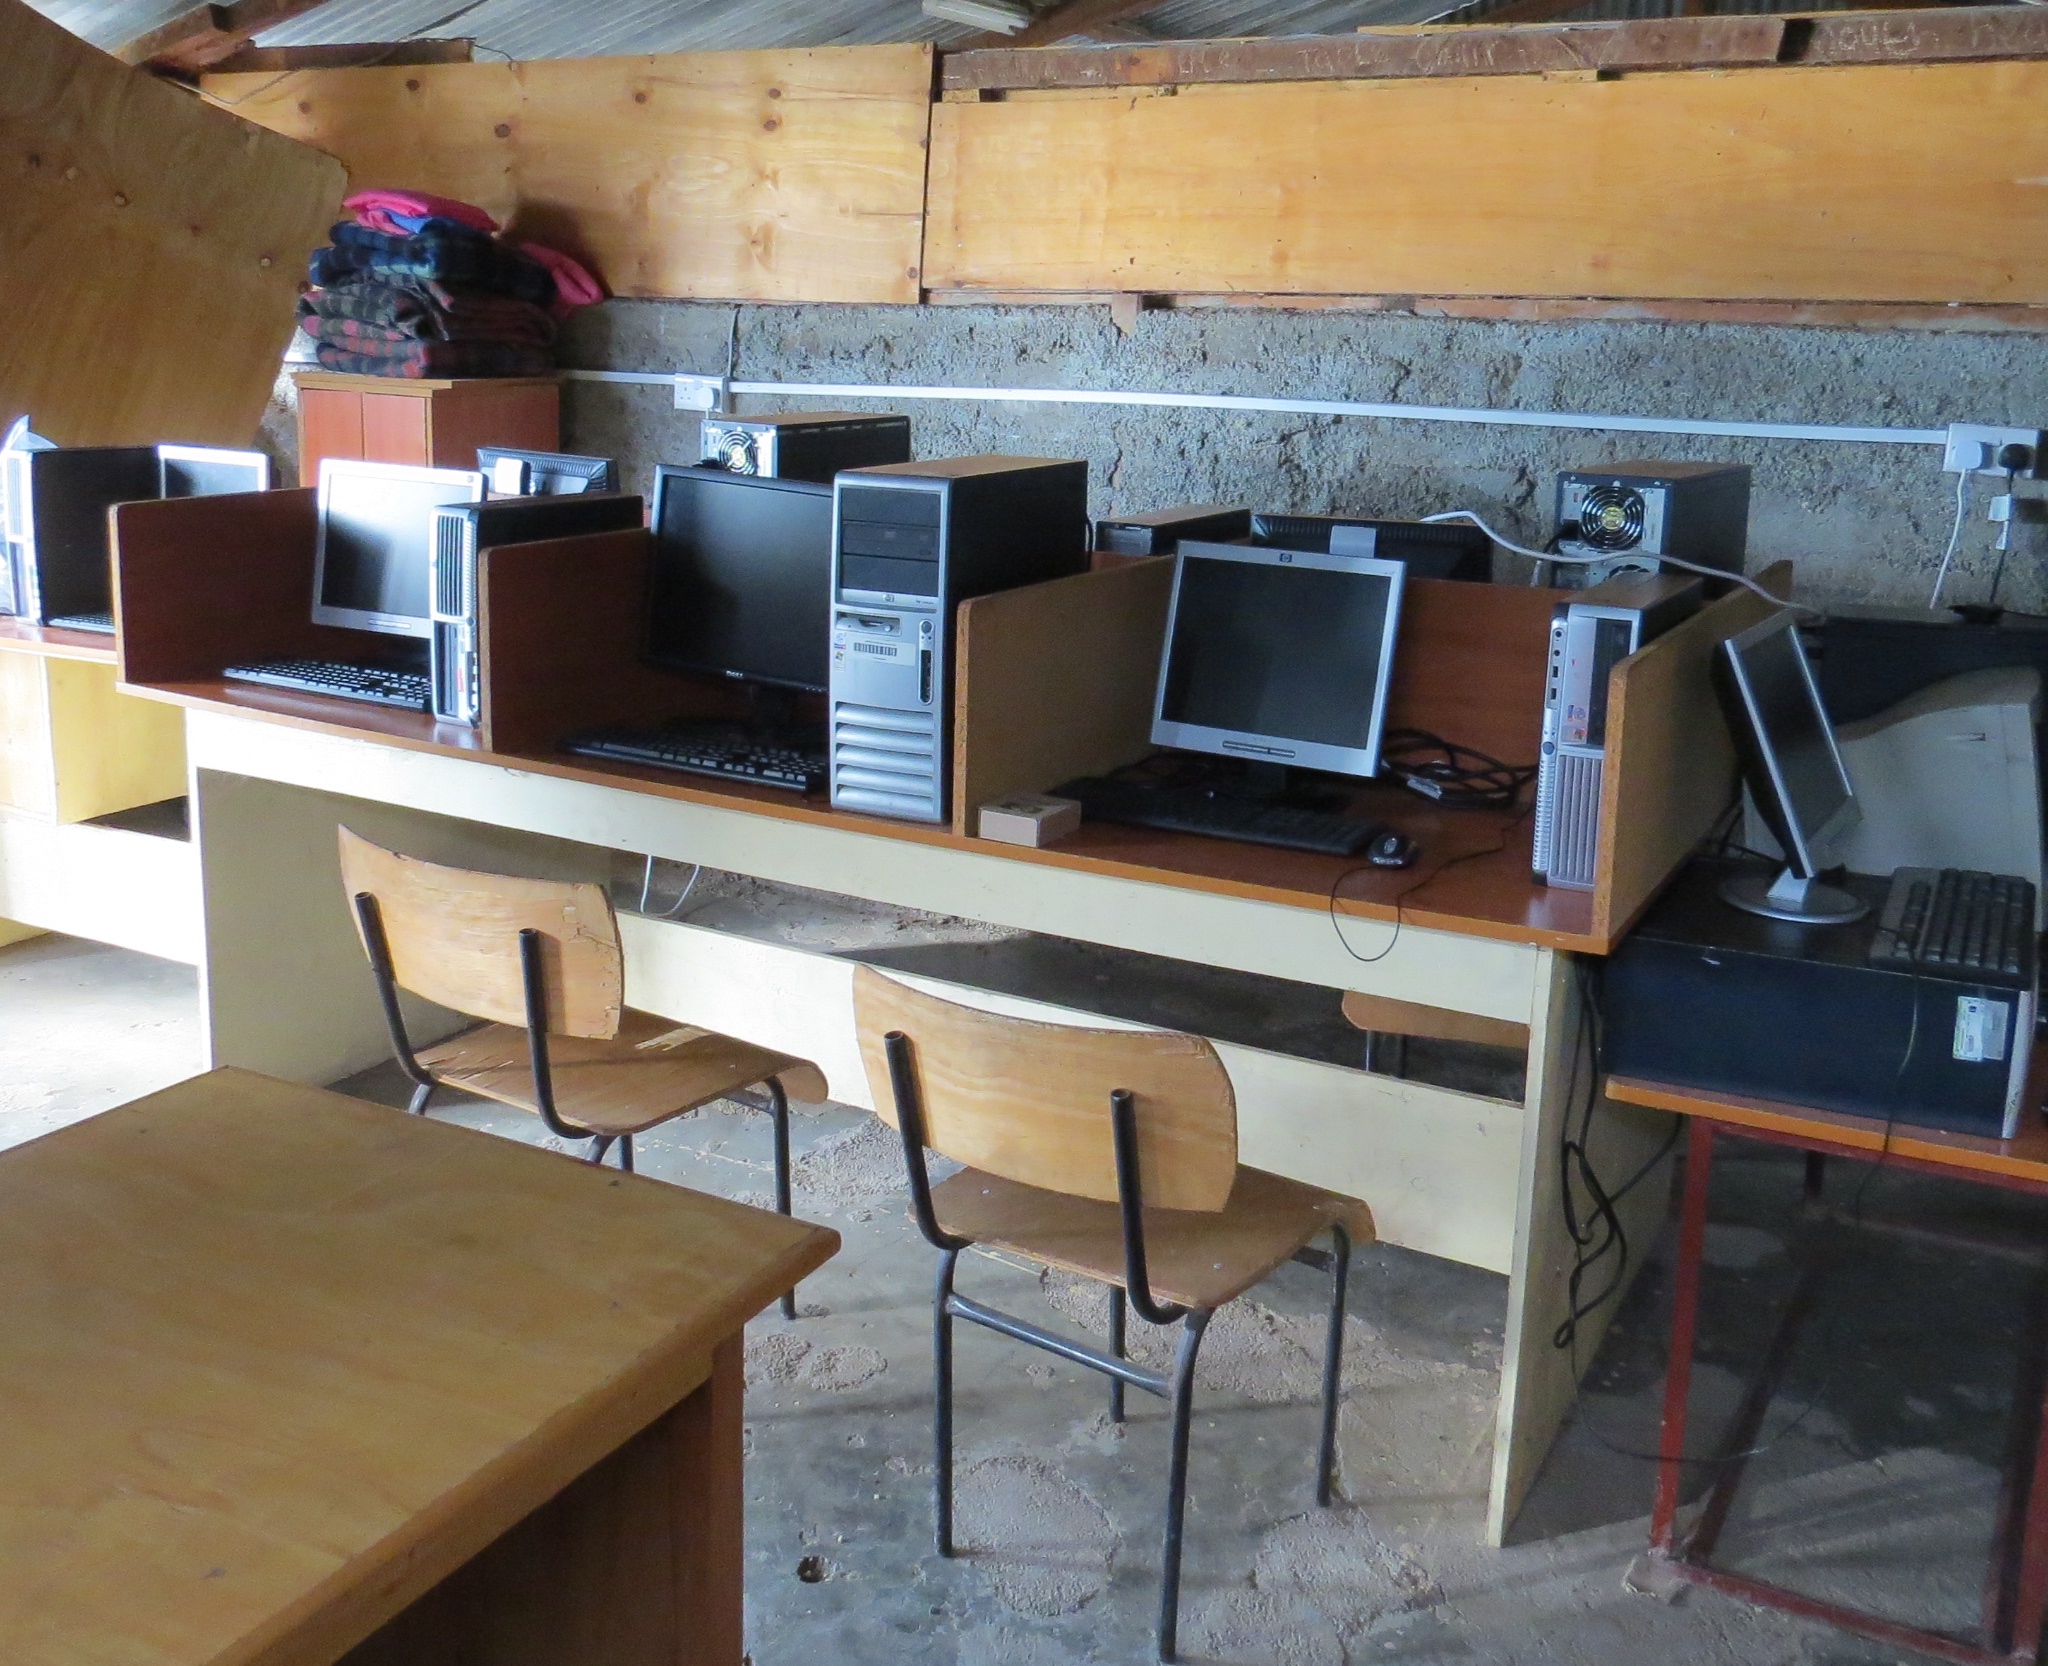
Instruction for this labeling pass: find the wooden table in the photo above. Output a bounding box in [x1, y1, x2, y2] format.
[1608, 1073, 2048, 1665]
[0, 1067, 838, 1666]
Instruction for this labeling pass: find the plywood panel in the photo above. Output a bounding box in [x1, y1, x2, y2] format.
[0, 0, 342, 446]
[926, 60, 2048, 304]
[361, 393, 430, 466]
[206, 47, 934, 304]
[45, 657, 187, 823]
[0, 811, 200, 961]
[0, 653, 53, 818]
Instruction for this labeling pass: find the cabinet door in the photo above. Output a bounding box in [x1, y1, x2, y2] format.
[361, 394, 431, 466]
[297, 389, 364, 483]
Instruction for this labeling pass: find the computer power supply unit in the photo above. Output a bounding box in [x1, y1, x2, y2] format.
[1533, 574, 1703, 889]
[1554, 460, 1750, 586]
[699, 412, 910, 483]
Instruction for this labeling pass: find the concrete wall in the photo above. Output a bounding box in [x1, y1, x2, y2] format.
[560, 300, 2048, 612]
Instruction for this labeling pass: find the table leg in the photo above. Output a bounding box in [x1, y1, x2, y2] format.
[2003, 1299, 2048, 1659]
[1653, 1118, 1715, 1553]
[674, 1335, 747, 1666]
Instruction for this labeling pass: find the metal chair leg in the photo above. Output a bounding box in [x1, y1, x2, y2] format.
[406, 1080, 435, 1117]
[934, 1245, 962, 1558]
[587, 1135, 614, 1167]
[618, 1134, 634, 1173]
[1109, 1284, 1128, 1424]
[768, 1078, 797, 1320]
[1158, 1308, 1213, 1663]
[1318, 1222, 1351, 1506]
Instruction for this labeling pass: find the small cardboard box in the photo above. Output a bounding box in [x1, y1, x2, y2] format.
[978, 793, 1082, 848]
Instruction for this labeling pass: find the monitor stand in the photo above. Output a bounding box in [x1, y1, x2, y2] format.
[1203, 758, 1346, 811]
[738, 682, 823, 749]
[1720, 864, 1868, 926]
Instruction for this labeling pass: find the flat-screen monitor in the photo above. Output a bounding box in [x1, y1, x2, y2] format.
[1250, 512, 1491, 583]
[158, 445, 269, 498]
[1717, 608, 1864, 923]
[311, 459, 484, 639]
[1151, 541, 1406, 779]
[646, 465, 833, 694]
[478, 447, 616, 497]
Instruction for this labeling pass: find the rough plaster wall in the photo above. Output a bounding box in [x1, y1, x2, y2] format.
[560, 301, 2048, 612]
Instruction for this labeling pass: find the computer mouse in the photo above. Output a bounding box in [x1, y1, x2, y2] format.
[1367, 830, 1417, 868]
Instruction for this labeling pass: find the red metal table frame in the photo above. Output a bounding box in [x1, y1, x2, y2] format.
[1609, 1075, 2048, 1666]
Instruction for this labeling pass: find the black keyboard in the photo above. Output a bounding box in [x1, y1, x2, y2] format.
[563, 722, 826, 794]
[223, 658, 430, 710]
[1058, 775, 1392, 857]
[1869, 866, 2037, 984]
[45, 611, 113, 634]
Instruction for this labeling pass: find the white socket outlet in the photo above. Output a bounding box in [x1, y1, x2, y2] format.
[1942, 421, 2045, 476]
[673, 373, 730, 413]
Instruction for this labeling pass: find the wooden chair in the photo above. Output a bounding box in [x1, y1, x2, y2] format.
[339, 828, 827, 1317]
[852, 966, 1368, 1663]
[1341, 990, 1530, 1078]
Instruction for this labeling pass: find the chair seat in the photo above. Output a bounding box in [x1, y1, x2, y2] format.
[930, 1163, 1372, 1311]
[418, 1008, 827, 1137]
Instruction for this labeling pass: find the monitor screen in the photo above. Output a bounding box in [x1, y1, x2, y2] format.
[477, 447, 615, 497]
[646, 466, 833, 693]
[312, 460, 484, 639]
[158, 445, 269, 498]
[1721, 610, 1856, 873]
[1153, 542, 1406, 779]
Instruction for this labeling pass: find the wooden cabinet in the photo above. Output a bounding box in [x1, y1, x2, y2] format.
[292, 372, 559, 484]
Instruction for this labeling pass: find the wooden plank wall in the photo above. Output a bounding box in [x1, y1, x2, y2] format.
[0, 0, 342, 446]
[926, 61, 2048, 304]
[202, 47, 935, 305]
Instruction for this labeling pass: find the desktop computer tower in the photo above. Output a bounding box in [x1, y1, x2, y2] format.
[829, 456, 1090, 823]
[700, 413, 911, 483]
[1095, 505, 1250, 557]
[428, 493, 644, 724]
[0, 446, 159, 622]
[1533, 574, 1702, 888]
[1553, 461, 1750, 586]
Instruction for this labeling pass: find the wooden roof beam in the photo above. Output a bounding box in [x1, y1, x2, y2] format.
[960, 0, 1162, 49]
[115, 0, 338, 75]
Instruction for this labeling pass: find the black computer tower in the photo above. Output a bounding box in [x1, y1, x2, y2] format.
[699, 413, 911, 483]
[428, 493, 645, 724]
[828, 456, 1090, 823]
[1603, 858, 2036, 1138]
[1248, 512, 1493, 582]
[0, 446, 160, 622]
[1554, 461, 1750, 581]
[1096, 505, 1250, 556]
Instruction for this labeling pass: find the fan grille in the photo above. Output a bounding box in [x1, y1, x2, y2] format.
[709, 429, 761, 475]
[1577, 484, 1645, 552]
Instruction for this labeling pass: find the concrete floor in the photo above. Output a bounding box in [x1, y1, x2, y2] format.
[7, 929, 2045, 1666]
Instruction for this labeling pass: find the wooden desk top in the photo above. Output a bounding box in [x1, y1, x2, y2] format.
[0, 1069, 838, 1666]
[1608, 1072, 2048, 1191]
[135, 676, 1607, 952]
[0, 616, 117, 664]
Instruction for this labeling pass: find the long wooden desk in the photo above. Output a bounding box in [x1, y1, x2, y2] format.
[117, 672, 1680, 1544]
[1609, 1074, 2048, 1664]
[0, 1067, 837, 1666]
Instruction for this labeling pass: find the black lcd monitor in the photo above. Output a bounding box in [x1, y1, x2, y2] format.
[311, 459, 484, 640]
[1716, 607, 1864, 923]
[1151, 540, 1406, 780]
[158, 445, 269, 498]
[646, 465, 834, 694]
[478, 447, 616, 497]
[1250, 512, 1491, 582]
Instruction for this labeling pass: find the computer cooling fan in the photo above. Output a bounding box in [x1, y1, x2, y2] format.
[702, 422, 762, 475]
[1571, 483, 1647, 552]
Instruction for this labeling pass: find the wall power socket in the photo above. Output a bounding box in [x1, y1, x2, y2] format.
[1943, 422, 2045, 476]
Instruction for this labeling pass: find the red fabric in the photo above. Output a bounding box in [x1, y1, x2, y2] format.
[518, 242, 606, 317]
[342, 189, 498, 235]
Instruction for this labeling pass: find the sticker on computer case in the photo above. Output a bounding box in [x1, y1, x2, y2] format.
[1953, 996, 2012, 1064]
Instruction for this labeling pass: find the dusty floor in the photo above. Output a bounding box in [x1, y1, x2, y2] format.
[5, 928, 2045, 1666]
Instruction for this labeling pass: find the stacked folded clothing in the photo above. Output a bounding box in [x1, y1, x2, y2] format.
[297, 190, 603, 379]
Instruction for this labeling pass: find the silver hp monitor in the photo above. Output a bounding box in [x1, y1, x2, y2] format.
[157, 445, 269, 498]
[1718, 607, 1864, 923]
[1151, 541, 1406, 779]
[311, 459, 484, 639]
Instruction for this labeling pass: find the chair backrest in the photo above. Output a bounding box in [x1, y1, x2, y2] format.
[337, 827, 624, 1040]
[851, 966, 1237, 1212]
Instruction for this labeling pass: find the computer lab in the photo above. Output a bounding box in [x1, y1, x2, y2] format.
[5, 7, 2048, 1665]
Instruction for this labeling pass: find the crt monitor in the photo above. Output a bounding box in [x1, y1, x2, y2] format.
[478, 447, 616, 497]
[1152, 540, 1407, 780]
[1716, 607, 1865, 924]
[311, 459, 485, 639]
[158, 445, 269, 498]
[646, 464, 833, 694]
